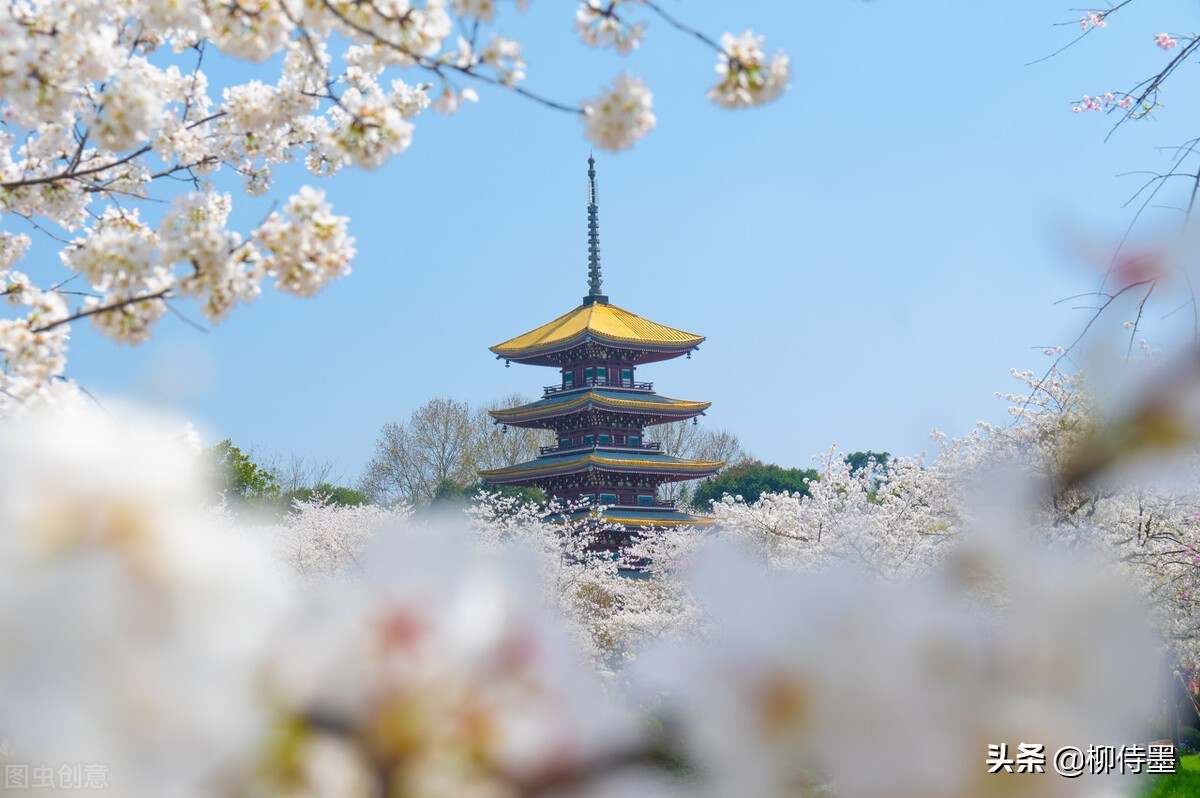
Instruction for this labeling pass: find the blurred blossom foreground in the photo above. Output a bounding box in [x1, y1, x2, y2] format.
[0, 369, 1189, 797]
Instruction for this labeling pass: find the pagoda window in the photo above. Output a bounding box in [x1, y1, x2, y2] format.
[638, 495, 654, 506]
[629, 435, 641, 446]
[600, 493, 617, 505]
[584, 367, 593, 383]
[598, 434, 611, 444]
[584, 434, 595, 446]
[558, 438, 571, 449]
[597, 366, 608, 382]
[564, 372, 574, 386]
[621, 368, 632, 385]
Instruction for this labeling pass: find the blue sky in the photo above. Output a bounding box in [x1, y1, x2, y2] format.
[62, 0, 1200, 482]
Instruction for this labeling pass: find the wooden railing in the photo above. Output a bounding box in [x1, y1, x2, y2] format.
[540, 441, 664, 456]
[542, 378, 654, 395]
[575, 497, 677, 509]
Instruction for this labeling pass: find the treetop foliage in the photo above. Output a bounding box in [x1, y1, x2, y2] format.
[690, 460, 819, 509]
[207, 438, 367, 515]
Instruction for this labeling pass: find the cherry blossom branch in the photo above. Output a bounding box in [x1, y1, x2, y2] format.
[1107, 35, 1200, 139]
[30, 288, 171, 334]
[1028, 1, 1138, 65]
[0, 112, 226, 190]
[317, 0, 581, 114]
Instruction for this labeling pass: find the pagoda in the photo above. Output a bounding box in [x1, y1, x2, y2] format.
[479, 157, 722, 541]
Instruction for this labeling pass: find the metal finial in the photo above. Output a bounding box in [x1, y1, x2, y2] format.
[583, 154, 608, 305]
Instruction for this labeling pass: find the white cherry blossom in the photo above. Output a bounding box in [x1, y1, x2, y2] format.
[709, 30, 790, 109]
[0, 0, 783, 412]
[253, 186, 356, 297]
[582, 73, 656, 152]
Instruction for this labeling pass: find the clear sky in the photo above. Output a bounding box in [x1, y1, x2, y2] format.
[61, 0, 1200, 483]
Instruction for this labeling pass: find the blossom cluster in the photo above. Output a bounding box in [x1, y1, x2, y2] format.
[701, 363, 1200, 665]
[583, 74, 657, 153]
[1080, 11, 1108, 31]
[708, 30, 791, 110]
[1072, 91, 1134, 113]
[576, 0, 646, 55]
[1156, 32, 1179, 50]
[0, 1, 788, 418]
[0, 387, 1173, 798]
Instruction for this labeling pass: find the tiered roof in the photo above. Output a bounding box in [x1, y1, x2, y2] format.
[489, 389, 709, 427]
[479, 155, 722, 533]
[479, 448, 722, 484]
[490, 302, 704, 366]
[563, 507, 716, 528]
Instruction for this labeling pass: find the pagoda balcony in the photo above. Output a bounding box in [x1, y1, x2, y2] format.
[543, 377, 653, 396]
[575, 497, 678, 509]
[539, 441, 663, 456]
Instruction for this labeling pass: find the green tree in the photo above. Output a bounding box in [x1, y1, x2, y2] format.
[844, 450, 891, 474]
[428, 479, 545, 510]
[689, 461, 819, 509]
[284, 483, 370, 508]
[206, 439, 281, 511]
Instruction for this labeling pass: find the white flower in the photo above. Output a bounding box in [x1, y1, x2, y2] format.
[432, 85, 480, 114]
[0, 232, 32, 271]
[639, 539, 1159, 798]
[390, 79, 432, 119]
[0, 404, 289, 798]
[709, 30, 790, 109]
[480, 35, 526, 87]
[328, 87, 415, 168]
[260, 526, 640, 797]
[576, 1, 645, 54]
[59, 208, 158, 288]
[452, 0, 498, 24]
[90, 59, 167, 151]
[252, 186, 356, 297]
[582, 73, 656, 152]
[160, 191, 264, 323]
[222, 80, 281, 132]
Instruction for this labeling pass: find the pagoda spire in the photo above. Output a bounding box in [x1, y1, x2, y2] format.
[583, 154, 608, 305]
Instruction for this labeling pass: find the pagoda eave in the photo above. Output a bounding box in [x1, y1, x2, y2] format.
[552, 507, 717, 528]
[479, 451, 723, 485]
[478, 156, 720, 550]
[496, 412, 701, 431]
[489, 390, 710, 428]
[489, 301, 704, 367]
[490, 338, 701, 368]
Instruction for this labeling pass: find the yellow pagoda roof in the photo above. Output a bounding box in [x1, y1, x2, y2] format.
[490, 301, 704, 361]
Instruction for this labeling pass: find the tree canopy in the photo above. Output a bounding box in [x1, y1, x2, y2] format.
[207, 439, 280, 510]
[844, 451, 891, 474]
[285, 483, 370, 508]
[689, 460, 819, 509]
[361, 395, 552, 507]
[208, 439, 369, 514]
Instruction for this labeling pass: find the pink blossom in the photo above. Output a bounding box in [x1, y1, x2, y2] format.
[1156, 32, 1178, 50]
[1071, 92, 1132, 113]
[1080, 12, 1107, 31]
